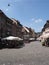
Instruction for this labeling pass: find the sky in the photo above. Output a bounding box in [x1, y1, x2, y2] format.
[0, 0, 49, 32]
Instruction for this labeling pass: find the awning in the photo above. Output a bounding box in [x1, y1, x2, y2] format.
[2, 36, 23, 41]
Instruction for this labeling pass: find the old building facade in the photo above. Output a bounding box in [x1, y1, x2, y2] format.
[22, 26, 36, 38]
[0, 10, 36, 39]
[42, 20, 49, 32]
[0, 10, 23, 38]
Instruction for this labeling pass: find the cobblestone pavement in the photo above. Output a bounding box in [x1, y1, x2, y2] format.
[0, 41, 49, 65]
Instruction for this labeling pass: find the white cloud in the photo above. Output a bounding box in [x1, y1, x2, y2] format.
[35, 19, 43, 23]
[31, 18, 43, 23]
[5, 8, 8, 11]
[14, 0, 22, 2]
[40, 26, 43, 30]
[31, 18, 35, 21]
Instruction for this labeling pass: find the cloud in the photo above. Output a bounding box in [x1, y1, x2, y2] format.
[14, 0, 22, 2]
[31, 18, 35, 21]
[40, 26, 43, 30]
[5, 8, 8, 11]
[35, 19, 43, 23]
[31, 18, 43, 23]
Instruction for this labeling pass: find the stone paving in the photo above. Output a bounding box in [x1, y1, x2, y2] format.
[0, 41, 49, 65]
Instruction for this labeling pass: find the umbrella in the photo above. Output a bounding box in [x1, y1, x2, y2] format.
[2, 36, 23, 41]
